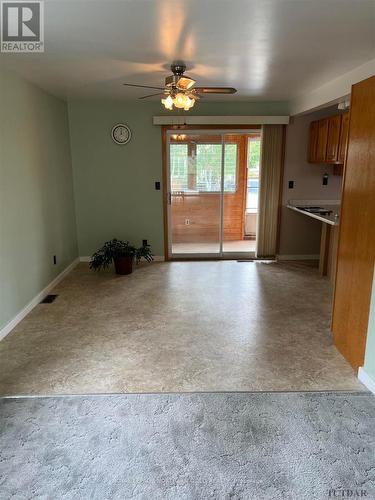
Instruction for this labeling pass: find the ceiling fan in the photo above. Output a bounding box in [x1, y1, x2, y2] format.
[123, 63, 237, 111]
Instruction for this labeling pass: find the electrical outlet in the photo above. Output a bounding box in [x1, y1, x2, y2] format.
[323, 174, 328, 186]
[185, 219, 190, 226]
[53, 255, 57, 265]
[154, 181, 160, 190]
[288, 180, 294, 189]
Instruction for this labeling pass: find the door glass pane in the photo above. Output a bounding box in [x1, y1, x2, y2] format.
[222, 134, 259, 254]
[247, 136, 261, 210]
[196, 144, 222, 191]
[170, 133, 222, 255]
[223, 144, 237, 192]
[170, 144, 188, 191]
[243, 135, 261, 249]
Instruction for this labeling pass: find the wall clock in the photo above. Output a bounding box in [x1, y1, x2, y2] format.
[111, 124, 131, 145]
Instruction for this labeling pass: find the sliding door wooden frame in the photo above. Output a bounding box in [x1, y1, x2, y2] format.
[161, 126, 170, 260]
[161, 125, 262, 261]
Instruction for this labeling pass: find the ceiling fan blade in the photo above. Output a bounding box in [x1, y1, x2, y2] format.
[187, 92, 200, 100]
[123, 83, 165, 91]
[194, 87, 237, 94]
[139, 92, 165, 100]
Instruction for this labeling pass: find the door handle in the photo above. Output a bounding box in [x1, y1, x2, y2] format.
[168, 192, 172, 205]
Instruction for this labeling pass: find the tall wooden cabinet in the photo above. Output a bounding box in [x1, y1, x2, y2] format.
[332, 76, 375, 369]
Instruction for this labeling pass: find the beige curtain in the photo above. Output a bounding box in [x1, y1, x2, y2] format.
[256, 125, 284, 258]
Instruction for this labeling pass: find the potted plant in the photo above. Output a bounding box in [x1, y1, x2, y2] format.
[89, 238, 153, 275]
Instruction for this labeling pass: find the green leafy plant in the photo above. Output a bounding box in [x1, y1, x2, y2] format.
[89, 238, 153, 271]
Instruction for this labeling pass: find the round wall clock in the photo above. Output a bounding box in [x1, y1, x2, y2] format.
[111, 124, 132, 145]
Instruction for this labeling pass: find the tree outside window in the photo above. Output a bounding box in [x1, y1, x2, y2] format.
[170, 142, 238, 193]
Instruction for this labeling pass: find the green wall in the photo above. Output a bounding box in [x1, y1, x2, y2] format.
[364, 271, 375, 381]
[0, 70, 78, 329]
[68, 99, 289, 256]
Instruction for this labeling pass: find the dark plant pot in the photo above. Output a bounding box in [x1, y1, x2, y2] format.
[114, 256, 134, 275]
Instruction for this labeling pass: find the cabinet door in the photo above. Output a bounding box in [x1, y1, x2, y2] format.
[326, 115, 342, 162]
[308, 121, 319, 162]
[332, 76, 375, 369]
[316, 118, 328, 162]
[338, 112, 350, 163]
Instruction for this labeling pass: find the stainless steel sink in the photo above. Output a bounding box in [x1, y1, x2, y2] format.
[296, 206, 333, 215]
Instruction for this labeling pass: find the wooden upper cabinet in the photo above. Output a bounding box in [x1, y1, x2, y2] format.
[316, 118, 329, 162]
[326, 114, 342, 162]
[338, 112, 350, 163]
[308, 121, 319, 162]
[308, 112, 348, 168]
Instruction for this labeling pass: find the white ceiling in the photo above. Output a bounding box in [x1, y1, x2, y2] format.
[1, 0, 374, 102]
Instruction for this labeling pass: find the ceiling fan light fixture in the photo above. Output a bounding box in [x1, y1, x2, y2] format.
[124, 61, 237, 110]
[171, 134, 187, 141]
[183, 96, 195, 110]
[173, 92, 187, 109]
[162, 92, 196, 111]
[162, 95, 174, 110]
[177, 76, 196, 90]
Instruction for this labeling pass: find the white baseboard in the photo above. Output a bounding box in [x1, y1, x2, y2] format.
[358, 367, 375, 395]
[0, 257, 80, 342]
[80, 256, 165, 262]
[277, 254, 320, 261]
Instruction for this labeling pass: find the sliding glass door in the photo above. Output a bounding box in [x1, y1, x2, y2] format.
[169, 132, 222, 256]
[167, 130, 260, 258]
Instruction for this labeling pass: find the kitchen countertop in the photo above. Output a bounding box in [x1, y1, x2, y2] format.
[287, 199, 340, 226]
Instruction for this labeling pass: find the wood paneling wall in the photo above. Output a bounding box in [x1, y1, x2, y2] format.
[171, 135, 248, 243]
[332, 75, 375, 369]
[172, 193, 221, 243]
